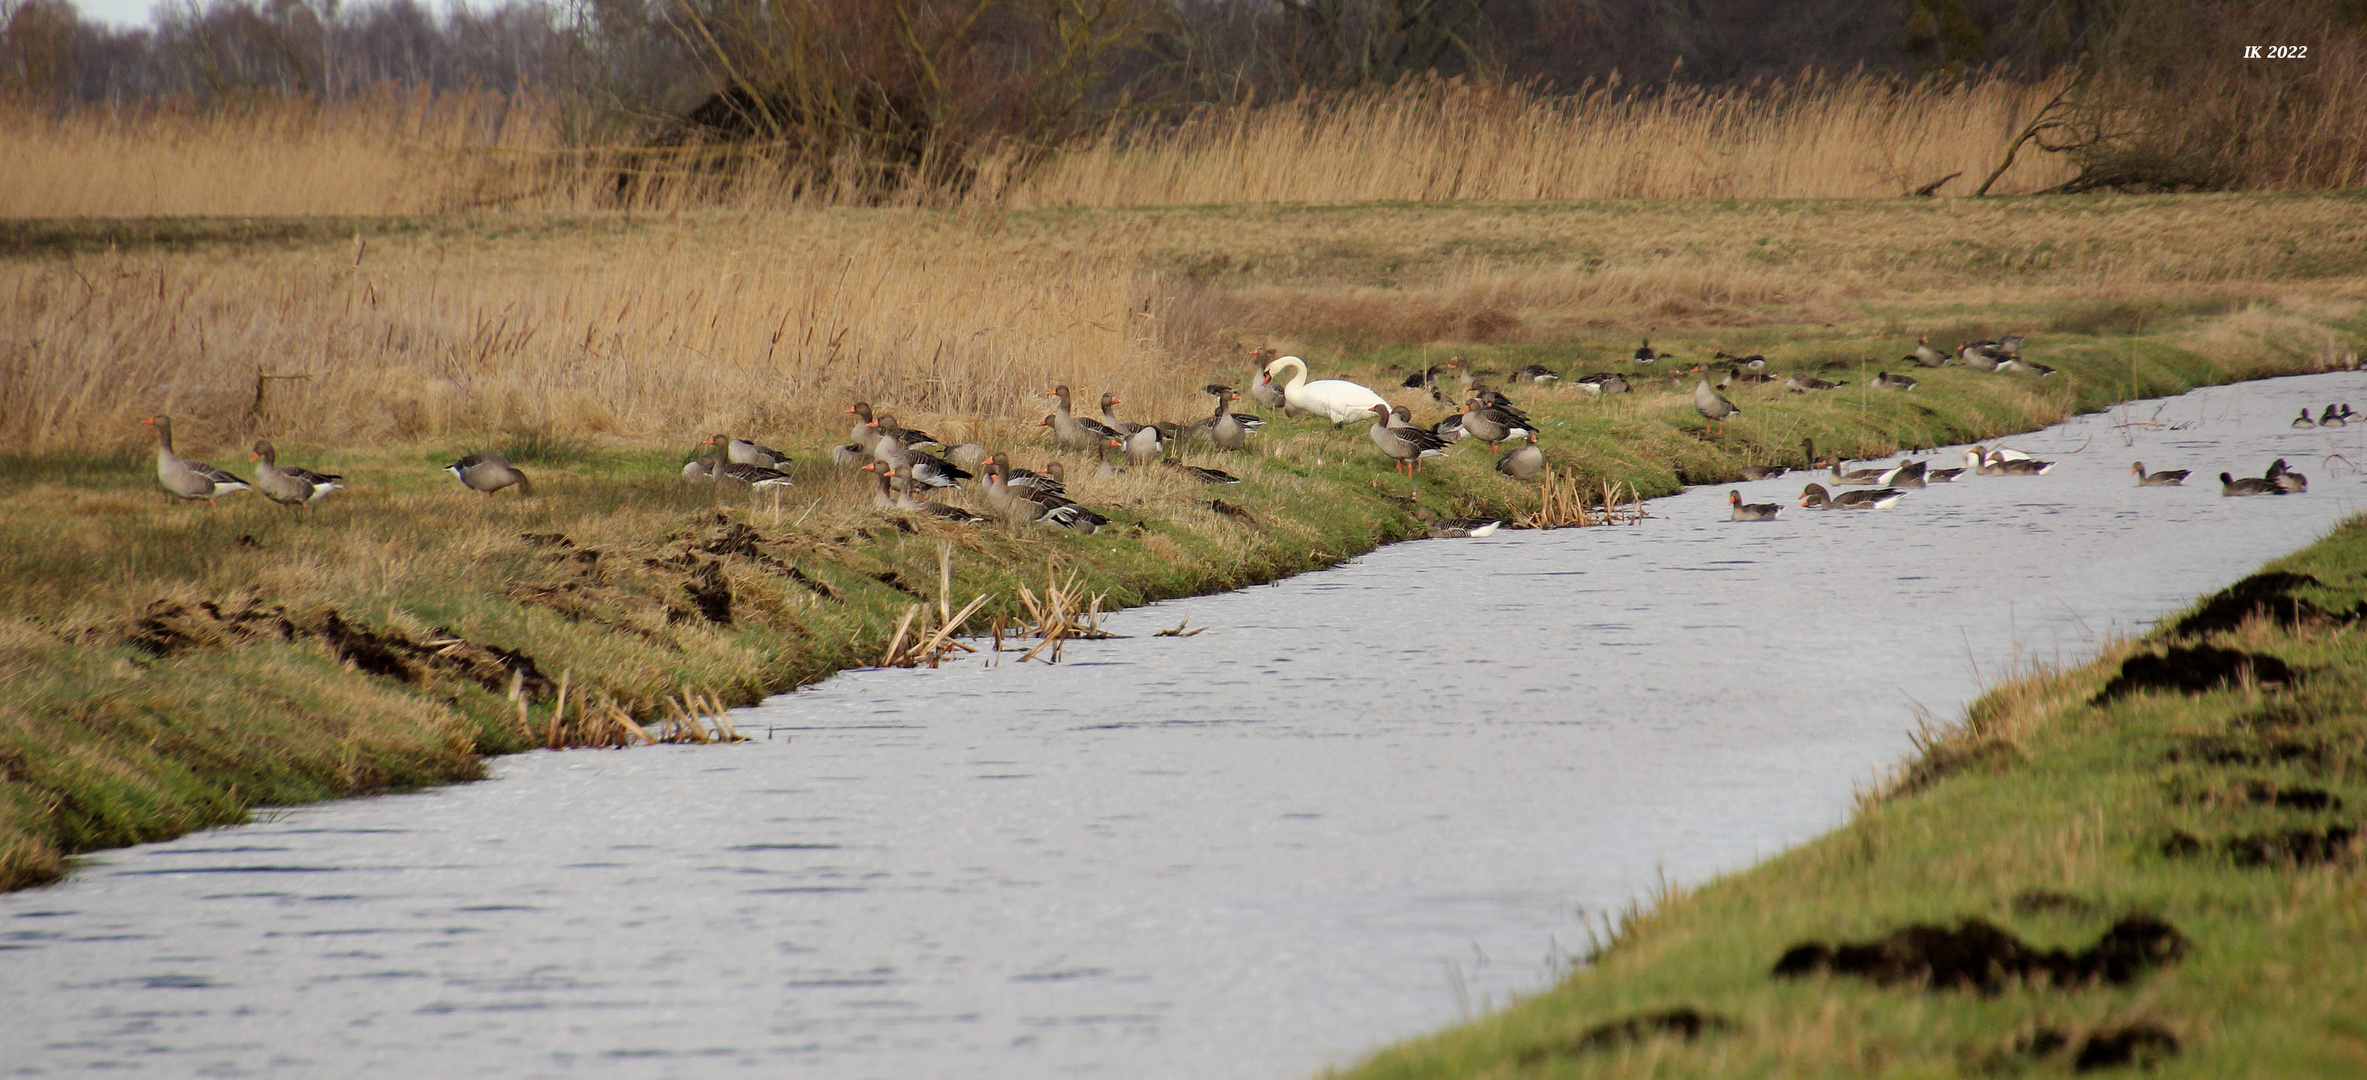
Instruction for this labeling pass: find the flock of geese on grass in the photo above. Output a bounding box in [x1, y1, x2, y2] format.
[133, 335, 2326, 534]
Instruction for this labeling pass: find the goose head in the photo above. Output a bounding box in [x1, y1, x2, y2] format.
[249, 439, 276, 463]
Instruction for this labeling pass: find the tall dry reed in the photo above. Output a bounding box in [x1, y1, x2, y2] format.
[990, 74, 2083, 206]
[0, 88, 554, 218]
[0, 214, 1184, 453]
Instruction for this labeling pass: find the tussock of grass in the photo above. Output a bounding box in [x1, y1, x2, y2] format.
[1330, 522, 2367, 1079]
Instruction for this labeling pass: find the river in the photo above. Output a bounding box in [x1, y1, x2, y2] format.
[4, 372, 2363, 1078]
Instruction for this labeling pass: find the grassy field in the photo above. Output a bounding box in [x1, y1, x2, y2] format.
[0, 193, 2362, 893]
[1332, 517, 2367, 1079]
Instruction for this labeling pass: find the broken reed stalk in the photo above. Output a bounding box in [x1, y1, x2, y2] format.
[1520, 467, 1595, 529]
[547, 669, 570, 751]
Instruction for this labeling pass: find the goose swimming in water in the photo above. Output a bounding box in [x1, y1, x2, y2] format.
[1728, 490, 1781, 520]
[1800, 483, 1905, 509]
[2130, 461, 2190, 486]
[2221, 472, 2283, 496]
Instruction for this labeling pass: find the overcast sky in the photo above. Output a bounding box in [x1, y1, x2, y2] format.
[75, 0, 164, 25]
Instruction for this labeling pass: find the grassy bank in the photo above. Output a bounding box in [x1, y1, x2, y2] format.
[1330, 524, 2367, 1076]
[2, 196, 2363, 892]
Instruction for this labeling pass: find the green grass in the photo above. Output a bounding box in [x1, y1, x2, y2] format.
[1327, 523, 2367, 1078]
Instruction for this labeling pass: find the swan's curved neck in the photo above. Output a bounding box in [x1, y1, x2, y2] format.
[1267, 357, 1308, 393]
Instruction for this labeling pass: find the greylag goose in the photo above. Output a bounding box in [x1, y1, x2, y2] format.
[1246, 346, 1287, 411]
[1957, 342, 2001, 371]
[947, 443, 989, 469]
[1737, 462, 1790, 480]
[1047, 385, 1123, 450]
[1827, 455, 1887, 485]
[1873, 371, 1919, 391]
[1205, 387, 1251, 451]
[1693, 377, 1741, 434]
[1996, 334, 2025, 357]
[1457, 398, 1532, 451]
[1368, 404, 1447, 475]
[446, 453, 531, 495]
[143, 416, 252, 505]
[2293, 408, 2318, 429]
[1995, 357, 2056, 376]
[1925, 462, 1965, 482]
[1414, 508, 1501, 537]
[1721, 370, 1777, 386]
[1098, 391, 1145, 437]
[1165, 461, 1242, 484]
[1910, 337, 1951, 367]
[702, 436, 793, 490]
[1632, 339, 1660, 366]
[831, 444, 869, 469]
[1801, 483, 1905, 509]
[1785, 374, 1841, 392]
[2130, 462, 2190, 486]
[1573, 372, 1630, 395]
[249, 440, 343, 507]
[2221, 472, 2283, 496]
[891, 471, 987, 521]
[2267, 458, 2308, 493]
[1514, 364, 1558, 383]
[985, 461, 1105, 533]
[873, 433, 970, 488]
[727, 435, 787, 467]
[860, 462, 898, 507]
[1728, 490, 1781, 520]
[1965, 446, 2053, 475]
[1260, 356, 1388, 426]
[1431, 413, 1467, 443]
[2318, 405, 2345, 428]
[1497, 432, 1545, 480]
[683, 456, 713, 481]
[1877, 460, 1927, 489]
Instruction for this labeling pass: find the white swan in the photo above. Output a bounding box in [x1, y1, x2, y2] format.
[1262, 356, 1388, 426]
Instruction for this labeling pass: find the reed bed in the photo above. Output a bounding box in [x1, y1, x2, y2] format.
[0, 74, 2098, 219]
[997, 74, 2082, 206]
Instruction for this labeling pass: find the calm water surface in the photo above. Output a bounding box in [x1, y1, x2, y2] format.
[6, 373, 2366, 1078]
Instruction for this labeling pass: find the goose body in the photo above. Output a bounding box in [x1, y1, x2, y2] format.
[1873, 371, 1919, 391]
[1786, 375, 1841, 392]
[1729, 490, 1781, 520]
[2221, 472, 2283, 496]
[889, 471, 986, 521]
[1402, 361, 1458, 389]
[1877, 460, 1927, 489]
[1801, 483, 1905, 510]
[1513, 364, 1559, 384]
[1204, 387, 1252, 451]
[1965, 446, 2053, 475]
[1958, 342, 2001, 371]
[2131, 461, 2189, 486]
[143, 416, 252, 504]
[1457, 399, 1532, 450]
[1496, 432, 1545, 480]
[1573, 372, 1630, 395]
[2294, 408, 2318, 429]
[2319, 405, 2345, 428]
[1245, 347, 1288, 410]
[1099, 392, 1145, 437]
[1165, 461, 1242, 484]
[873, 434, 970, 489]
[1261, 356, 1388, 425]
[1122, 423, 1166, 465]
[1369, 405, 1448, 475]
[446, 453, 531, 495]
[1737, 463, 1790, 480]
[1632, 339, 1659, 366]
[1910, 337, 1951, 367]
[1828, 455, 1886, 485]
[727, 436, 787, 467]
[1693, 378, 1741, 433]
[1416, 509, 1501, 538]
[250, 440, 344, 506]
[1046, 386, 1123, 450]
[2267, 458, 2308, 493]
